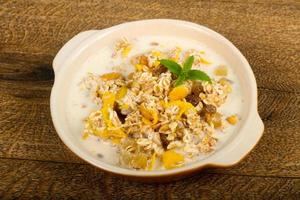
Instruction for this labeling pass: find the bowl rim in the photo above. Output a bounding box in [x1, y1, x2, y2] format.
[50, 19, 264, 178]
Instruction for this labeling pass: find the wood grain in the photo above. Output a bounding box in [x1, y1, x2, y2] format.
[0, 158, 299, 199]
[0, 0, 300, 199]
[1, 78, 299, 177]
[0, 1, 299, 91]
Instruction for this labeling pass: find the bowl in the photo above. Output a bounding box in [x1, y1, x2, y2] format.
[50, 19, 264, 181]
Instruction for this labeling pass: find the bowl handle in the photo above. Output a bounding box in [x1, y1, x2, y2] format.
[52, 30, 98, 75]
[210, 112, 264, 166]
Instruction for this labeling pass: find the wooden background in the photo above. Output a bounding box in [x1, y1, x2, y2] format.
[0, 0, 300, 199]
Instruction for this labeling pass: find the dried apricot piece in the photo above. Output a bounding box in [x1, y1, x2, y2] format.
[199, 57, 212, 65]
[82, 132, 89, 140]
[122, 46, 131, 58]
[159, 100, 166, 107]
[219, 78, 229, 85]
[101, 72, 122, 80]
[101, 107, 113, 127]
[116, 86, 127, 100]
[226, 115, 238, 125]
[219, 78, 232, 93]
[111, 138, 121, 144]
[97, 130, 108, 138]
[159, 124, 169, 132]
[92, 129, 104, 137]
[135, 64, 148, 72]
[99, 128, 126, 141]
[111, 128, 127, 138]
[153, 60, 160, 68]
[151, 50, 163, 58]
[151, 112, 158, 125]
[166, 101, 196, 119]
[208, 112, 222, 128]
[120, 103, 129, 110]
[214, 65, 228, 76]
[142, 117, 152, 125]
[102, 92, 115, 108]
[131, 153, 148, 169]
[101, 92, 115, 127]
[139, 104, 153, 120]
[135, 64, 143, 71]
[168, 86, 189, 101]
[139, 104, 159, 125]
[176, 102, 195, 119]
[162, 150, 184, 169]
[139, 55, 149, 66]
[147, 153, 157, 170]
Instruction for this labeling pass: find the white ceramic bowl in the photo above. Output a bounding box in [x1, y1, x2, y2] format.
[51, 19, 264, 180]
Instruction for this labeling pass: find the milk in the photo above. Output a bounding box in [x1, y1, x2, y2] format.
[66, 36, 244, 166]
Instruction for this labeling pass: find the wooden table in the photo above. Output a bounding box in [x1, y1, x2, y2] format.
[1, 0, 299, 199]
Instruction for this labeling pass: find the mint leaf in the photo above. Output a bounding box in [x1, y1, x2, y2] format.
[160, 59, 182, 76]
[183, 56, 194, 72]
[187, 69, 211, 83]
[174, 74, 186, 86]
[159, 55, 211, 86]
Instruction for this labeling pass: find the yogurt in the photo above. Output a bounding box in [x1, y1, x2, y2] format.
[66, 36, 244, 166]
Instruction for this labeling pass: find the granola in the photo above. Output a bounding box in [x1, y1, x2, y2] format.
[80, 39, 237, 170]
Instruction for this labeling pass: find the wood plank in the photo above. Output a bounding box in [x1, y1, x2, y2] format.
[0, 53, 54, 82]
[206, 2, 300, 92]
[0, 81, 83, 163]
[0, 158, 299, 199]
[0, 0, 211, 55]
[0, 1, 299, 91]
[0, 0, 299, 198]
[1, 75, 299, 177]
[219, 0, 300, 5]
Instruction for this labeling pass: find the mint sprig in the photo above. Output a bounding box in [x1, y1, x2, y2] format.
[160, 56, 211, 86]
[187, 70, 211, 82]
[159, 59, 181, 76]
[183, 55, 194, 72]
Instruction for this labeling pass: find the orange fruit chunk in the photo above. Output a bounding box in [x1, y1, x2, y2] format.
[199, 57, 212, 65]
[101, 92, 115, 127]
[135, 64, 148, 72]
[101, 107, 113, 127]
[98, 128, 126, 141]
[82, 132, 89, 140]
[168, 86, 189, 101]
[102, 92, 115, 107]
[121, 46, 131, 58]
[147, 153, 157, 170]
[166, 101, 196, 119]
[101, 72, 122, 80]
[131, 153, 148, 169]
[139, 104, 158, 125]
[226, 115, 238, 125]
[214, 66, 228, 76]
[219, 78, 232, 93]
[116, 86, 127, 100]
[162, 150, 184, 169]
